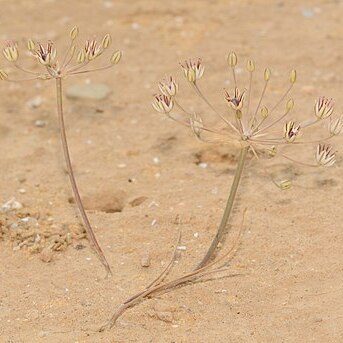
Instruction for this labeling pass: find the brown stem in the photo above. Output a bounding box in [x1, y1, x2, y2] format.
[55, 77, 112, 276]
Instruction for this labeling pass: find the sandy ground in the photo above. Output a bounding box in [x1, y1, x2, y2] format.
[1, 0, 343, 342]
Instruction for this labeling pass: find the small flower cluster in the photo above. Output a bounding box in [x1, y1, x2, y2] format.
[0, 26, 122, 81]
[152, 53, 341, 168]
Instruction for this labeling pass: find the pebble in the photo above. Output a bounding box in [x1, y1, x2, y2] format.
[155, 311, 173, 323]
[34, 119, 47, 128]
[1, 198, 23, 213]
[20, 217, 38, 226]
[26, 96, 43, 109]
[140, 252, 151, 267]
[40, 246, 53, 263]
[198, 163, 208, 169]
[66, 83, 112, 101]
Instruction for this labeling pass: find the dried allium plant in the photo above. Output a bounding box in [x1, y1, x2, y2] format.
[154, 53, 341, 267]
[1, 27, 122, 276]
[101, 53, 341, 329]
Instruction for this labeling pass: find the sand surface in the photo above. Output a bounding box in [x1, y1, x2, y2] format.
[1, 0, 343, 342]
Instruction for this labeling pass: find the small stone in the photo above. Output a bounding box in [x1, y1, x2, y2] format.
[38, 331, 48, 338]
[66, 83, 112, 101]
[34, 119, 47, 128]
[1, 198, 23, 213]
[129, 196, 148, 207]
[155, 311, 173, 323]
[40, 247, 53, 263]
[26, 96, 43, 109]
[198, 162, 208, 169]
[140, 252, 151, 267]
[20, 217, 38, 226]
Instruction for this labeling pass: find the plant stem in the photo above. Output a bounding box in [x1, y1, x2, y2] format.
[196, 145, 249, 269]
[55, 78, 112, 276]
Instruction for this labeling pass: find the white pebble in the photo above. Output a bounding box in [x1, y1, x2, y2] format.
[26, 96, 43, 109]
[34, 119, 47, 128]
[1, 198, 23, 212]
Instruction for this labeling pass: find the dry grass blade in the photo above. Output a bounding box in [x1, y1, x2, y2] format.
[99, 210, 247, 331]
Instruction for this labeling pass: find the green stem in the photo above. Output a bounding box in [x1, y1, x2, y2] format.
[55, 78, 112, 276]
[196, 145, 249, 269]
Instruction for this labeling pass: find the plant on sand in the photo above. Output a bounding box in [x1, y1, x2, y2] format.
[0, 27, 122, 276]
[100, 53, 341, 329]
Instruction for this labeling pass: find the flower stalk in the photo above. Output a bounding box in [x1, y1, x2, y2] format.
[196, 145, 249, 269]
[56, 78, 112, 276]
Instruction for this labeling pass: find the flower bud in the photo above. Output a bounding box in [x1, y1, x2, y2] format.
[260, 106, 268, 118]
[0, 69, 8, 80]
[278, 180, 292, 190]
[264, 68, 271, 81]
[77, 49, 86, 63]
[110, 50, 122, 64]
[246, 59, 255, 72]
[227, 52, 237, 68]
[286, 98, 294, 111]
[70, 26, 79, 40]
[289, 69, 296, 84]
[101, 33, 111, 49]
[27, 39, 35, 52]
